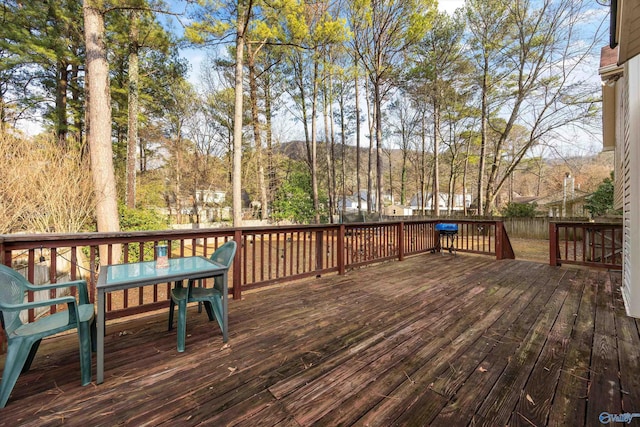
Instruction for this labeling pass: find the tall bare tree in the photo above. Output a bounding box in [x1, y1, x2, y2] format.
[352, 0, 436, 213]
[465, 0, 511, 215]
[409, 10, 467, 216]
[467, 0, 604, 214]
[83, 0, 121, 259]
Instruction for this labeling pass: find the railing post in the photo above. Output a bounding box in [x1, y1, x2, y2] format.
[338, 224, 345, 275]
[233, 229, 242, 299]
[398, 221, 405, 261]
[495, 221, 503, 260]
[315, 230, 324, 277]
[549, 222, 560, 266]
[0, 236, 7, 266]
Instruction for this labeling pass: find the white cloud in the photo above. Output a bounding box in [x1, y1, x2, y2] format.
[438, 0, 465, 14]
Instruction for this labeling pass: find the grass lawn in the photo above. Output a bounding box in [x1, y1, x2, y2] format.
[508, 238, 549, 263]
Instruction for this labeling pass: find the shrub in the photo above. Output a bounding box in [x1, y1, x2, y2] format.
[119, 204, 168, 231]
[119, 205, 170, 261]
[585, 172, 620, 217]
[502, 202, 538, 218]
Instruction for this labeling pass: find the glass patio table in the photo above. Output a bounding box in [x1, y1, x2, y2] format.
[96, 256, 227, 384]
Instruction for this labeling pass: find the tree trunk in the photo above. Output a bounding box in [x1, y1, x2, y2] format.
[433, 97, 440, 217]
[55, 60, 68, 147]
[83, 0, 120, 260]
[232, 6, 246, 227]
[293, 53, 312, 174]
[323, 79, 334, 221]
[365, 78, 375, 213]
[374, 80, 383, 213]
[311, 60, 320, 223]
[401, 149, 407, 206]
[420, 110, 427, 214]
[354, 57, 362, 212]
[386, 150, 393, 205]
[70, 62, 83, 147]
[246, 46, 267, 220]
[477, 55, 489, 216]
[291, 51, 320, 221]
[339, 86, 347, 216]
[126, 10, 139, 209]
[329, 73, 337, 221]
[264, 74, 275, 208]
[463, 135, 470, 216]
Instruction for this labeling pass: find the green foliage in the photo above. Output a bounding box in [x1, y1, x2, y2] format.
[502, 202, 538, 218]
[272, 163, 322, 224]
[118, 204, 170, 261]
[0, 0, 85, 139]
[136, 171, 167, 207]
[119, 204, 168, 231]
[585, 172, 619, 217]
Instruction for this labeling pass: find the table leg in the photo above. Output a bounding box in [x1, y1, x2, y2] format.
[97, 289, 105, 384]
[222, 271, 228, 342]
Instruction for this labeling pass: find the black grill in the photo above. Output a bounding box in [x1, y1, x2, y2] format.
[435, 223, 458, 256]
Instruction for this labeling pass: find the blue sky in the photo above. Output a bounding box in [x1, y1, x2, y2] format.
[166, 0, 467, 87]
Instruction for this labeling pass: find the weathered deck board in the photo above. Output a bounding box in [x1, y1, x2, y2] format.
[1, 254, 638, 426]
[546, 269, 596, 427]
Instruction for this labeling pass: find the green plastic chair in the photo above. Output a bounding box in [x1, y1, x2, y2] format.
[0, 264, 96, 408]
[168, 240, 236, 352]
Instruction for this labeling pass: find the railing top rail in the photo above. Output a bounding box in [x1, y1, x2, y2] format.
[0, 219, 514, 246]
[0, 228, 235, 249]
[434, 219, 504, 225]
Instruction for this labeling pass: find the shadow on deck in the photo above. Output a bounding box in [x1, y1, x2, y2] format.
[1, 254, 639, 426]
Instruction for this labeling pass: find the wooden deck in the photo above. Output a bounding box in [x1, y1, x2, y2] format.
[1, 254, 639, 426]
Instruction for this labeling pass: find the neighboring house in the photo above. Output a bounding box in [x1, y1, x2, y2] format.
[196, 189, 226, 205]
[383, 205, 413, 217]
[541, 194, 590, 218]
[533, 189, 592, 218]
[337, 191, 370, 212]
[409, 192, 471, 213]
[599, 0, 640, 317]
[337, 191, 393, 212]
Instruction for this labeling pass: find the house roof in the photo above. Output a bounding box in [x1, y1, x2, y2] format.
[511, 196, 539, 205]
[600, 45, 619, 69]
[610, 0, 640, 64]
[535, 189, 592, 207]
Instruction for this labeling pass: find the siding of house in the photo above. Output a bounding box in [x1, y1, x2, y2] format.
[603, 0, 640, 317]
[614, 73, 625, 210]
[620, 56, 640, 317]
[617, 0, 640, 63]
[622, 56, 640, 317]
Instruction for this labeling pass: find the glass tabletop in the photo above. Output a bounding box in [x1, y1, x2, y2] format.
[100, 256, 225, 289]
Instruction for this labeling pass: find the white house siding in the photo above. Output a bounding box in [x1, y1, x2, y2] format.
[615, 75, 625, 209]
[622, 56, 640, 317]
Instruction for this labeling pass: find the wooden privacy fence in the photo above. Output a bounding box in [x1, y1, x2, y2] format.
[549, 221, 623, 269]
[502, 217, 552, 239]
[0, 219, 514, 353]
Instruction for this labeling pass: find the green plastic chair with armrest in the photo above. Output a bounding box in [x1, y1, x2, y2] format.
[0, 264, 96, 408]
[168, 240, 236, 352]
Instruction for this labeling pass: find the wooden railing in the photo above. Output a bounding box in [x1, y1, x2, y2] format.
[549, 221, 623, 269]
[0, 219, 514, 352]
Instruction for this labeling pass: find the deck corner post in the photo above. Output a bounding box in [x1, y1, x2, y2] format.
[495, 221, 504, 260]
[233, 229, 242, 299]
[0, 236, 6, 266]
[315, 230, 324, 277]
[549, 222, 560, 266]
[338, 224, 346, 275]
[398, 222, 405, 261]
[0, 239, 11, 269]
